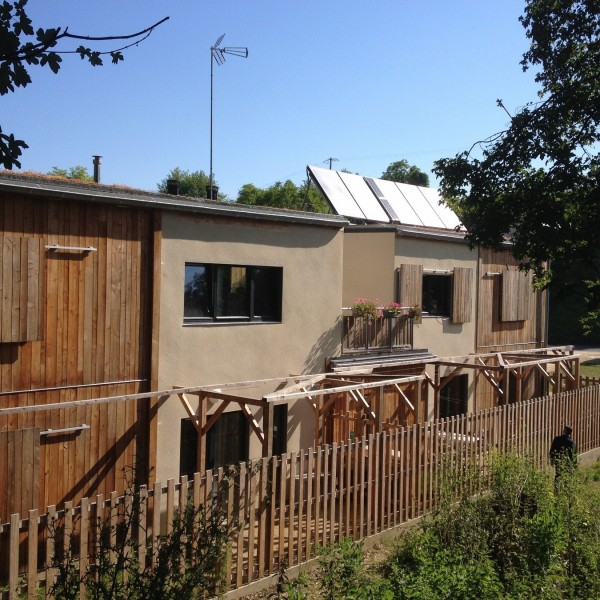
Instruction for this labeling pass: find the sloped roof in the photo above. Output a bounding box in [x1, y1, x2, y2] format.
[0, 171, 348, 229]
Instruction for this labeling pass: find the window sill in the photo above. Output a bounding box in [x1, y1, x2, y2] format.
[183, 320, 282, 327]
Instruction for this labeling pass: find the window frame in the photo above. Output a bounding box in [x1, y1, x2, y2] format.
[184, 262, 283, 324]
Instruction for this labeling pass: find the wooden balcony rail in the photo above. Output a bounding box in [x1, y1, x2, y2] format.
[342, 314, 413, 354]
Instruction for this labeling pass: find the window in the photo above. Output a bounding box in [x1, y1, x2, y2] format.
[184, 263, 282, 323]
[398, 264, 473, 323]
[179, 410, 249, 476]
[440, 374, 468, 418]
[272, 404, 288, 456]
[422, 274, 452, 317]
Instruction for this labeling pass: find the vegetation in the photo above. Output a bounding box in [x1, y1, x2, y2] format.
[157, 167, 221, 199]
[0, 0, 167, 169]
[48, 165, 93, 181]
[47, 472, 235, 599]
[433, 0, 600, 337]
[236, 179, 331, 213]
[381, 160, 430, 187]
[265, 456, 600, 599]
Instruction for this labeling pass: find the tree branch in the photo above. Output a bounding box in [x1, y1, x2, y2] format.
[62, 16, 169, 42]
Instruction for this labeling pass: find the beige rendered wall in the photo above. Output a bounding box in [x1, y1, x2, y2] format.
[342, 228, 397, 307]
[156, 212, 343, 483]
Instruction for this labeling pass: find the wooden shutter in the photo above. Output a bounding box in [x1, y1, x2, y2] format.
[0, 237, 44, 343]
[501, 270, 531, 321]
[452, 267, 473, 323]
[397, 264, 423, 308]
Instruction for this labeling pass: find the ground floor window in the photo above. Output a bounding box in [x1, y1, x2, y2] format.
[179, 410, 249, 476]
[184, 263, 282, 323]
[272, 404, 288, 456]
[440, 374, 468, 418]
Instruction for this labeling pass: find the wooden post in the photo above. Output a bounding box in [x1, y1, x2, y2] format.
[197, 393, 207, 472]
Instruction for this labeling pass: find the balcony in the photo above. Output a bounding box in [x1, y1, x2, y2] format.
[342, 313, 414, 354]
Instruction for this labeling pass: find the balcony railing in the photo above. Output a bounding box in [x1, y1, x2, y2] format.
[342, 314, 414, 354]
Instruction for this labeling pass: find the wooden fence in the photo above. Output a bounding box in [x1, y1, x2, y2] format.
[2, 385, 600, 598]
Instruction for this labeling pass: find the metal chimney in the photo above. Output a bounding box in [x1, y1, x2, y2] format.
[92, 155, 102, 183]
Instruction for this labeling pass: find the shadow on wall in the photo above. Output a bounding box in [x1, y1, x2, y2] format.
[303, 318, 341, 373]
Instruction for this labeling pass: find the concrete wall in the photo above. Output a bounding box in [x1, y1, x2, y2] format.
[155, 212, 344, 483]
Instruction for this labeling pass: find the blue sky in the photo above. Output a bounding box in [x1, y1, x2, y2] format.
[5, 1, 539, 199]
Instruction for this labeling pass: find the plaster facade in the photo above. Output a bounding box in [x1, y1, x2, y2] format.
[155, 211, 344, 483]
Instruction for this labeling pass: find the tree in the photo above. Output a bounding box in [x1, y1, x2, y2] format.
[0, 1, 168, 169]
[236, 179, 331, 213]
[157, 167, 224, 200]
[433, 0, 600, 336]
[381, 160, 430, 186]
[48, 165, 92, 181]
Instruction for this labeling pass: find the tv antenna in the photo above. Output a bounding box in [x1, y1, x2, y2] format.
[323, 157, 338, 170]
[209, 34, 248, 197]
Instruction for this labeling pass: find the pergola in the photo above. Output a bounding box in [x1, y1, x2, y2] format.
[431, 346, 579, 417]
[176, 346, 580, 466]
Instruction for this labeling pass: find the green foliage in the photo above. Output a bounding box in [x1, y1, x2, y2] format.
[317, 538, 392, 599]
[383, 454, 600, 599]
[381, 160, 430, 187]
[0, 0, 166, 168]
[48, 165, 93, 181]
[157, 167, 220, 199]
[433, 0, 600, 329]
[236, 179, 331, 213]
[49, 473, 234, 599]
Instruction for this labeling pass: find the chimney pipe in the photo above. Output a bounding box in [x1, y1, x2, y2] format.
[166, 179, 180, 195]
[92, 155, 102, 183]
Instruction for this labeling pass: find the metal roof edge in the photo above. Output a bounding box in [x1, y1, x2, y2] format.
[0, 178, 349, 229]
[396, 225, 470, 243]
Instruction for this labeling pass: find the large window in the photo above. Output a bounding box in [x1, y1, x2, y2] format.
[184, 263, 282, 323]
[422, 274, 452, 317]
[179, 410, 249, 476]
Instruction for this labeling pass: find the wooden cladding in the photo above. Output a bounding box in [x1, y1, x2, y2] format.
[0, 193, 153, 512]
[501, 270, 532, 321]
[0, 427, 40, 520]
[0, 237, 44, 343]
[398, 264, 473, 324]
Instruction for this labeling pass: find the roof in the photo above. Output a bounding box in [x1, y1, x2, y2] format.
[0, 171, 348, 229]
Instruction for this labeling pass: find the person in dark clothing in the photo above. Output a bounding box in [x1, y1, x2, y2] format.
[550, 425, 577, 485]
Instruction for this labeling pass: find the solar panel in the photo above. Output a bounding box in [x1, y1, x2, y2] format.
[417, 186, 463, 230]
[396, 182, 446, 228]
[338, 171, 390, 222]
[307, 165, 365, 220]
[365, 178, 422, 225]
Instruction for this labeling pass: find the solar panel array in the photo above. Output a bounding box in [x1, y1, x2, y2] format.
[307, 165, 463, 230]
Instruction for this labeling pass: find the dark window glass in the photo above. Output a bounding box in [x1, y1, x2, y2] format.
[215, 265, 248, 317]
[252, 267, 282, 320]
[206, 411, 248, 470]
[440, 374, 468, 418]
[184, 265, 211, 318]
[422, 274, 452, 317]
[184, 263, 282, 323]
[272, 404, 288, 456]
[179, 419, 199, 478]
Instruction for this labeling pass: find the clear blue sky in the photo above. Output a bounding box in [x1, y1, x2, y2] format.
[5, 1, 539, 199]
